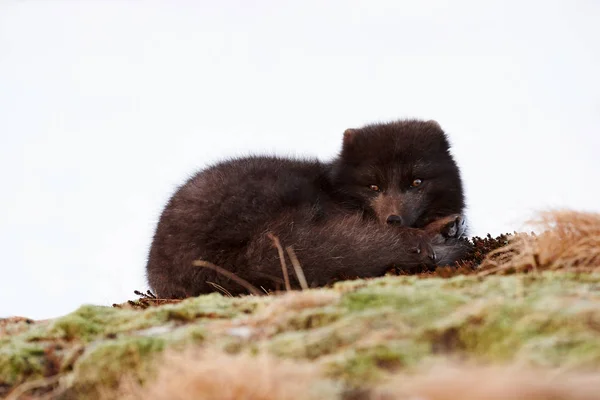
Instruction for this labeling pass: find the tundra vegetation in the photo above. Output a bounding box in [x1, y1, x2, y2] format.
[2, 210, 600, 400]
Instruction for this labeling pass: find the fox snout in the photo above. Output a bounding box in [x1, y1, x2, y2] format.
[386, 215, 403, 225]
[371, 193, 419, 227]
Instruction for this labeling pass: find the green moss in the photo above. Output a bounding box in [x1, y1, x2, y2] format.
[420, 275, 600, 365]
[34, 293, 265, 344]
[268, 309, 412, 360]
[270, 307, 342, 334]
[457, 302, 600, 363]
[326, 341, 429, 384]
[69, 336, 166, 397]
[141, 293, 263, 322]
[268, 328, 343, 360]
[167, 324, 206, 345]
[341, 285, 468, 326]
[0, 341, 45, 385]
[43, 305, 128, 342]
[3, 271, 600, 397]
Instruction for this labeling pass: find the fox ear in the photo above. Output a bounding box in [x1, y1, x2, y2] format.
[343, 128, 357, 146]
[426, 120, 442, 130]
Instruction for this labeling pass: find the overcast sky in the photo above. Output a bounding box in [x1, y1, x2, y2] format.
[1, 0, 599, 319]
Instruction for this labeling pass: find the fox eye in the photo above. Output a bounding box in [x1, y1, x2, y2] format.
[411, 179, 423, 187]
[369, 184, 381, 192]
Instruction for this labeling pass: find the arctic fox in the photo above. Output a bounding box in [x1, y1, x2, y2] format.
[146, 119, 467, 298]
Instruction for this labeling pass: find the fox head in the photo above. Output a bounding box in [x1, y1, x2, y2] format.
[330, 119, 465, 228]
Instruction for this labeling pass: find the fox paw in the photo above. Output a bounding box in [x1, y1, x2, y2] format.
[403, 233, 438, 272]
[429, 214, 471, 266]
[413, 239, 436, 263]
[424, 214, 467, 247]
[440, 214, 467, 239]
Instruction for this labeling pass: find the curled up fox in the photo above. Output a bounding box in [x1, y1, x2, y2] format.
[146, 119, 469, 298]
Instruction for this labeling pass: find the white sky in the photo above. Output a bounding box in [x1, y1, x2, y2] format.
[1, 0, 599, 319]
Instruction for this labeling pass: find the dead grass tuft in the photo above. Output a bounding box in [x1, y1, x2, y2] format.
[479, 210, 600, 275]
[118, 349, 334, 400]
[117, 353, 600, 400]
[375, 364, 600, 400]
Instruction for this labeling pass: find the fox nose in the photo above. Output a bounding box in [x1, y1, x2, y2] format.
[386, 215, 403, 225]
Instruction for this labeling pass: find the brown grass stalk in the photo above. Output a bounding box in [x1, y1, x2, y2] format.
[267, 233, 291, 291]
[206, 281, 233, 297]
[286, 246, 309, 290]
[192, 260, 262, 296]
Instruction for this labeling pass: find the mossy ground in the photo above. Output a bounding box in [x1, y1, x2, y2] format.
[2, 271, 600, 399]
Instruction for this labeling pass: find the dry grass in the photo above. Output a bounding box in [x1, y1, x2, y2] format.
[286, 245, 309, 290]
[0, 317, 35, 338]
[267, 232, 292, 291]
[375, 364, 600, 400]
[117, 349, 335, 400]
[4, 375, 62, 400]
[118, 350, 600, 400]
[192, 259, 263, 296]
[479, 210, 600, 275]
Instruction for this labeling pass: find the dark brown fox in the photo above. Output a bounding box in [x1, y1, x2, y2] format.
[146, 119, 468, 298]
